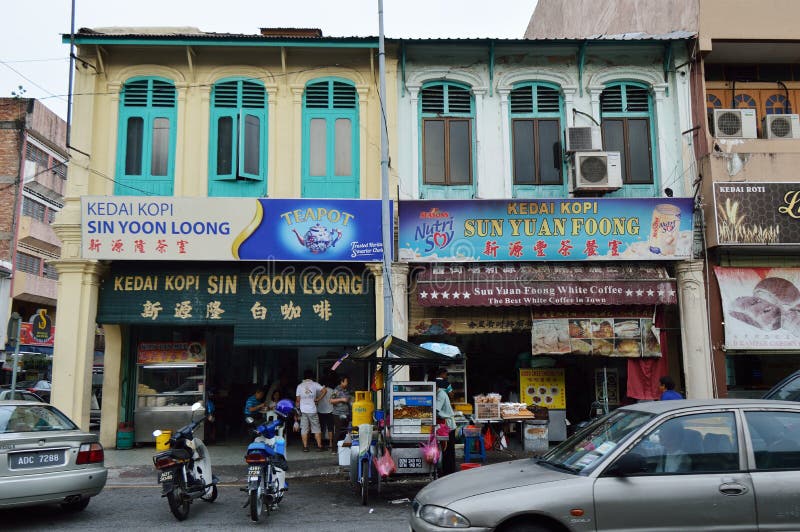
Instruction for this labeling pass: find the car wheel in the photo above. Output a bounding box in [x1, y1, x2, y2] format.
[502, 522, 556, 532]
[61, 496, 91, 512]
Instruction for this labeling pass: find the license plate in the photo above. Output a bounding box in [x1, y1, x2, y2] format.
[9, 450, 65, 469]
[398, 457, 423, 469]
[158, 470, 174, 483]
[248, 465, 262, 481]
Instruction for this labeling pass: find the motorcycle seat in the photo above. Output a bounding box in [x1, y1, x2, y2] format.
[155, 448, 192, 461]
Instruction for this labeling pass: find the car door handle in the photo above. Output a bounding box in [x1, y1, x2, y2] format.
[719, 482, 748, 496]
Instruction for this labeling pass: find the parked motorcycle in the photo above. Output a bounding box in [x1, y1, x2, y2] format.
[152, 402, 218, 521]
[243, 399, 293, 522]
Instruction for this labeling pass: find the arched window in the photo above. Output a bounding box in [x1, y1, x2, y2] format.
[509, 83, 563, 187]
[302, 79, 359, 198]
[208, 78, 268, 197]
[420, 81, 474, 188]
[600, 83, 654, 185]
[115, 77, 177, 195]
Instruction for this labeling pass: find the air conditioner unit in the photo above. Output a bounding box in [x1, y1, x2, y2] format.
[713, 108, 757, 139]
[565, 126, 602, 152]
[763, 114, 800, 139]
[572, 151, 622, 192]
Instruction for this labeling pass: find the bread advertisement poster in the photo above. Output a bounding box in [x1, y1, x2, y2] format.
[520, 368, 566, 409]
[715, 267, 800, 349]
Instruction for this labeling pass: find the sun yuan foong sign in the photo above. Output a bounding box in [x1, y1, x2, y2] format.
[715, 267, 800, 350]
[81, 197, 387, 261]
[398, 198, 694, 262]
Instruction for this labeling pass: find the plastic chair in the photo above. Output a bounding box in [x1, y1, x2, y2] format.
[463, 428, 486, 463]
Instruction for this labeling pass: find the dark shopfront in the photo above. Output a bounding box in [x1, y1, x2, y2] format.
[408, 263, 683, 438]
[96, 262, 376, 442]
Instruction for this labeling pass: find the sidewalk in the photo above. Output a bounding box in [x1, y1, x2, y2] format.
[103, 435, 539, 487]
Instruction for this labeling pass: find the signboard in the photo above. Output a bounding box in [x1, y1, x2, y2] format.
[81, 197, 388, 261]
[97, 263, 375, 346]
[531, 316, 660, 357]
[137, 342, 207, 364]
[414, 263, 676, 307]
[715, 267, 800, 350]
[20, 323, 55, 346]
[398, 198, 693, 262]
[713, 182, 800, 246]
[520, 368, 566, 409]
[28, 310, 52, 343]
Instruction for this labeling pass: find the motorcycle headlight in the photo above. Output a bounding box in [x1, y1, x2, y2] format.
[419, 505, 470, 528]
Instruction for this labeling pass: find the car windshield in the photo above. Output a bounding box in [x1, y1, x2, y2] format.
[540, 409, 654, 474]
[765, 375, 800, 402]
[0, 405, 78, 433]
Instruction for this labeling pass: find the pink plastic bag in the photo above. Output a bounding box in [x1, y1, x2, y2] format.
[372, 449, 396, 478]
[419, 431, 441, 464]
[436, 422, 450, 437]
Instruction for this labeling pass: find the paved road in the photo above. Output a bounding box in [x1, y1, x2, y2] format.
[1, 477, 421, 531]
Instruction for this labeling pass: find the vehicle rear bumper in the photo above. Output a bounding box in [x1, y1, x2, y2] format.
[0, 466, 107, 508]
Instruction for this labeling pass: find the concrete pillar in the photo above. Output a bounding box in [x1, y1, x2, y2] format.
[391, 263, 410, 381]
[49, 259, 105, 429]
[676, 260, 715, 399]
[99, 324, 122, 448]
[366, 263, 385, 340]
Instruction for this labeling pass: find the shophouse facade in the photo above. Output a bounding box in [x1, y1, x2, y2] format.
[0, 98, 67, 382]
[393, 36, 713, 434]
[54, 27, 398, 447]
[694, 0, 800, 397]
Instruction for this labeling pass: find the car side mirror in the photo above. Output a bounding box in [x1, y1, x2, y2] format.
[605, 452, 647, 477]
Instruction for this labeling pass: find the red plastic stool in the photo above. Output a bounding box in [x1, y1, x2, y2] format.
[460, 462, 482, 471]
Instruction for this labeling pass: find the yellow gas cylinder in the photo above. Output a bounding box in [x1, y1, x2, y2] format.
[351, 391, 374, 428]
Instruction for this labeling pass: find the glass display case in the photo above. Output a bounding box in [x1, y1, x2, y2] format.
[389, 381, 436, 442]
[133, 342, 206, 442]
[447, 362, 467, 404]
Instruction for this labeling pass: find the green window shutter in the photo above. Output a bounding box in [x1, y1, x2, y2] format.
[209, 79, 267, 196]
[116, 77, 176, 195]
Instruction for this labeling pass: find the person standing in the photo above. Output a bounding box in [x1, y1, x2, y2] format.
[317, 374, 335, 451]
[658, 376, 684, 400]
[330, 374, 353, 452]
[435, 368, 457, 475]
[295, 369, 326, 452]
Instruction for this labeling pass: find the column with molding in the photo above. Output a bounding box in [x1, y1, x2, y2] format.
[676, 260, 715, 398]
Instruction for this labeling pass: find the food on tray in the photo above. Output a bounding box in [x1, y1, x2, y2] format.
[614, 320, 641, 338]
[753, 277, 800, 308]
[474, 394, 501, 404]
[730, 296, 781, 330]
[615, 338, 642, 357]
[533, 320, 571, 354]
[592, 339, 614, 355]
[393, 406, 432, 419]
[570, 338, 592, 355]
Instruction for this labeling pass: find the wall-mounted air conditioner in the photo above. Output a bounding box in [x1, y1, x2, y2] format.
[565, 126, 602, 152]
[572, 151, 622, 192]
[713, 109, 757, 139]
[763, 114, 800, 139]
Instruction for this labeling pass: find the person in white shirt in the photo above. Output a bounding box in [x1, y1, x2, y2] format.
[295, 369, 326, 452]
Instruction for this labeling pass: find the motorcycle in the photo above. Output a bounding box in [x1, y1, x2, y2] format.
[152, 402, 218, 521]
[243, 399, 293, 522]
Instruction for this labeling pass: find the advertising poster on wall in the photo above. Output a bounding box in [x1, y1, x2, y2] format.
[520, 368, 566, 409]
[81, 197, 387, 261]
[531, 316, 660, 357]
[398, 198, 693, 262]
[136, 341, 207, 364]
[713, 182, 800, 245]
[715, 267, 800, 349]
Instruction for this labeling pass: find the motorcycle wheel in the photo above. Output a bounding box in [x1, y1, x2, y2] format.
[201, 484, 218, 502]
[167, 487, 191, 521]
[360, 458, 369, 506]
[249, 484, 264, 522]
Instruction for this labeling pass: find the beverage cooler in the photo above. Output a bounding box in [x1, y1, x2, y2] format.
[133, 342, 207, 442]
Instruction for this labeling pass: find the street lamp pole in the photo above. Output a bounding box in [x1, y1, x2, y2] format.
[8, 312, 22, 393]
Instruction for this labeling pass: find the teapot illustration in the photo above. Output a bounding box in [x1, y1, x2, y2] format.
[292, 223, 342, 254]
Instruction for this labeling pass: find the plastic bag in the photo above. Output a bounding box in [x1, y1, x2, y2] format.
[436, 422, 450, 437]
[419, 430, 441, 464]
[293, 420, 300, 433]
[483, 426, 494, 449]
[372, 448, 397, 478]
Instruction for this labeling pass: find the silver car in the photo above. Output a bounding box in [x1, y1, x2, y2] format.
[410, 399, 800, 531]
[0, 390, 45, 402]
[0, 401, 107, 511]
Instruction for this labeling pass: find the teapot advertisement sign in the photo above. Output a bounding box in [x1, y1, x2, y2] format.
[81, 197, 388, 262]
[715, 267, 800, 350]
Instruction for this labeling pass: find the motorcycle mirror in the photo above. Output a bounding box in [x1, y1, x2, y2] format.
[191, 401, 204, 412]
[152, 430, 162, 437]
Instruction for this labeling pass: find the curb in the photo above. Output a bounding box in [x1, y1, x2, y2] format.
[106, 464, 346, 487]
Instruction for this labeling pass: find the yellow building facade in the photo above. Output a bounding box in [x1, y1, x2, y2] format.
[53, 28, 398, 446]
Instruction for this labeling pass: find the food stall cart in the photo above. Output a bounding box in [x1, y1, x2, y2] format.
[133, 341, 207, 442]
[337, 335, 461, 504]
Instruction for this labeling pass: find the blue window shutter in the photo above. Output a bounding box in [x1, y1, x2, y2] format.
[115, 77, 176, 196]
[208, 78, 267, 197]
